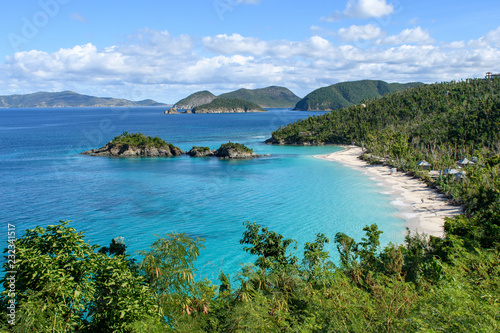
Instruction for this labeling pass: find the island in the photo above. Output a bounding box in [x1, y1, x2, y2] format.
[191, 98, 266, 113]
[171, 86, 300, 110]
[188, 142, 262, 159]
[0, 91, 166, 108]
[81, 132, 184, 157]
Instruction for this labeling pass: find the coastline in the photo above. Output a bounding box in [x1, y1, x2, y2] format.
[315, 146, 463, 238]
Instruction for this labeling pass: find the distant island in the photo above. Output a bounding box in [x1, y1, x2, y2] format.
[82, 132, 263, 159]
[191, 98, 266, 113]
[0, 91, 167, 108]
[172, 86, 300, 110]
[81, 132, 183, 157]
[293, 80, 423, 111]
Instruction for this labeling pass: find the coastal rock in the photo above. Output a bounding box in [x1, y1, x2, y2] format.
[187, 147, 215, 157]
[165, 108, 179, 114]
[81, 143, 184, 157]
[214, 146, 261, 159]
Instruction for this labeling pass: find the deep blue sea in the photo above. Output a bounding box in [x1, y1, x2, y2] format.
[0, 107, 405, 281]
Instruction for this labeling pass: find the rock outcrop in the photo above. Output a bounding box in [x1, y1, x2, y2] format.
[187, 147, 215, 157]
[81, 143, 183, 157]
[165, 108, 179, 114]
[214, 146, 261, 159]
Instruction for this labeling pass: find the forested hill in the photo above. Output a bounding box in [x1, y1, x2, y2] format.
[218, 86, 301, 108]
[270, 78, 500, 152]
[293, 80, 423, 111]
[172, 90, 216, 109]
[0, 91, 166, 108]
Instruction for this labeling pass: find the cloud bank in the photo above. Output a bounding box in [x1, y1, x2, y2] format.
[1, 25, 499, 102]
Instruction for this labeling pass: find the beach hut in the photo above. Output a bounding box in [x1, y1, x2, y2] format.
[442, 168, 466, 180]
[457, 158, 473, 167]
[417, 160, 431, 170]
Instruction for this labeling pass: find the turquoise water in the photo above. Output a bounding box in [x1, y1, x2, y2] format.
[0, 107, 404, 281]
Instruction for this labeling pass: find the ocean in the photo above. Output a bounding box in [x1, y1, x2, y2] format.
[0, 107, 405, 281]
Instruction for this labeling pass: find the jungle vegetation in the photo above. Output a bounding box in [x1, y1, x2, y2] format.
[1, 78, 499, 332]
[217, 141, 254, 154]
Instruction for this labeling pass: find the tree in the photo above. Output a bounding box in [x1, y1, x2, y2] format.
[240, 221, 298, 270]
[0, 221, 163, 332]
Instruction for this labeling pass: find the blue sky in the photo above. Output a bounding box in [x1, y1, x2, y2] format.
[1, 0, 500, 103]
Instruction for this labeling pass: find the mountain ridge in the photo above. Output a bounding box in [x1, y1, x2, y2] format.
[0, 91, 167, 108]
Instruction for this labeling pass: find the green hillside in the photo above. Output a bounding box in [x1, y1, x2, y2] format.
[172, 90, 216, 109]
[0, 91, 166, 108]
[294, 80, 423, 110]
[218, 86, 301, 108]
[192, 97, 265, 113]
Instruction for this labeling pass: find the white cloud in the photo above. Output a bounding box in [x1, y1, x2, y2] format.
[202, 34, 268, 55]
[337, 24, 384, 41]
[2, 27, 500, 102]
[322, 0, 394, 22]
[377, 27, 434, 45]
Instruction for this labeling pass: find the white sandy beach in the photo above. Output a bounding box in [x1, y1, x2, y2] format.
[316, 146, 463, 238]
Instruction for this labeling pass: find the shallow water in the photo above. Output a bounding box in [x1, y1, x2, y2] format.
[0, 107, 405, 281]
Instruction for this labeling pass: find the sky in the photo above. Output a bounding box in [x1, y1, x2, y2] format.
[1, 0, 500, 103]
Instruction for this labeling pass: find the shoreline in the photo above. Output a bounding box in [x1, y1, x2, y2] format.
[315, 146, 463, 238]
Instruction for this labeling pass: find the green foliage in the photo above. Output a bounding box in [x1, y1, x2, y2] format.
[2, 220, 499, 332]
[191, 146, 211, 152]
[217, 141, 253, 154]
[240, 221, 298, 270]
[110, 131, 175, 149]
[137, 233, 214, 323]
[0, 221, 163, 332]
